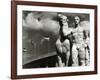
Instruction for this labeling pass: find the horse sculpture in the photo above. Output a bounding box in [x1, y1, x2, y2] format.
[56, 14, 70, 67]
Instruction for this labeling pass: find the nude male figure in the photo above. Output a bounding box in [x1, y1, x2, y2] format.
[71, 16, 86, 66]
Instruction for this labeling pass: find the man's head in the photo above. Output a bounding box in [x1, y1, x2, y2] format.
[74, 16, 80, 24]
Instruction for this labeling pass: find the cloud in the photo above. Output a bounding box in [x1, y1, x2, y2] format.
[23, 12, 59, 36]
[80, 21, 90, 30]
[23, 13, 42, 30]
[40, 18, 60, 35]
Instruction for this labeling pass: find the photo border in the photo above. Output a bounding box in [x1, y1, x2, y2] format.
[11, 0, 97, 79]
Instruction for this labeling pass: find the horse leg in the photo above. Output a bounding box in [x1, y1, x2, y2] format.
[56, 39, 64, 67]
[63, 39, 70, 66]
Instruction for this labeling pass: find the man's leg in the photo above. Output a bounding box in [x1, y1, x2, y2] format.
[79, 47, 86, 66]
[72, 44, 78, 66]
[85, 47, 90, 66]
